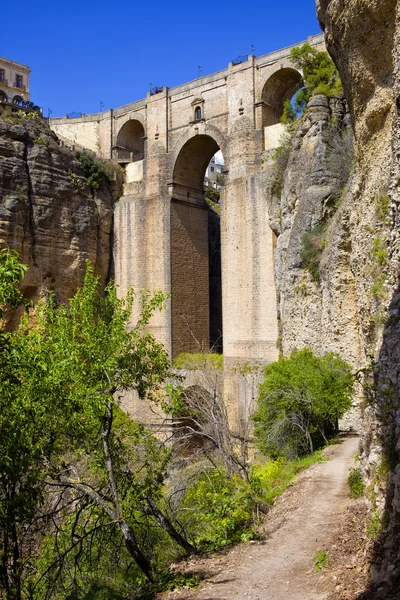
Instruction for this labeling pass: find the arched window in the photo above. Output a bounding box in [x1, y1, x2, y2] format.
[194, 106, 202, 121]
[12, 95, 23, 106]
[0, 91, 7, 103]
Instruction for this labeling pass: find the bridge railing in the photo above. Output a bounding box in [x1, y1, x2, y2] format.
[114, 148, 144, 163]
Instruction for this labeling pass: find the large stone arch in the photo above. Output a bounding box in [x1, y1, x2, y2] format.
[168, 129, 226, 358]
[115, 118, 146, 162]
[168, 125, 228, 200]
[260, 65, 302, 127]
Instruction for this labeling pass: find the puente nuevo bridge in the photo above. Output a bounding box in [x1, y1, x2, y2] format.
[51, 34, 325, 374]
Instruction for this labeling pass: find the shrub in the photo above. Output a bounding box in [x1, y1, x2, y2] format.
[313, 549, 329, 572]
[250, 451, 324, 506]
[290, 43, 343, 112]
[348, 467, 364, 498]
[253, 348, 353, 459]
[76, 149, 111, 192]
[180, 469, 255, 550]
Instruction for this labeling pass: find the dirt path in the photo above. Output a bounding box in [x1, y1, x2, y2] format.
[158, 434, 360, 600]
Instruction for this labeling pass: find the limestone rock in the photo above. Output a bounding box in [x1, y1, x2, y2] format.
[0, 114, 114, 312]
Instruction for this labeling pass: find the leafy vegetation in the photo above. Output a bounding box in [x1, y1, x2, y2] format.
[173, 352, 223, 370]
[253, 349, 353, 458]
[76, 149, 112, 192]
[312, 549, 329, 572]
[250, 451, 326, 506]
[348, 467, 365, 498]
[180, 469, 256, 550]
[290, 43, 343, 114]
[271, 127, 295, 197]
[0, 252, 353, 597]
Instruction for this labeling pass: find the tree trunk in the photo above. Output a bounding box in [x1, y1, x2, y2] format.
[146, 497, 196, 554]
[120, 522, 153, 582]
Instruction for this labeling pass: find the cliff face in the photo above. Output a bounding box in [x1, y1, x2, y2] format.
[272, 1, 400, 594]
[0, 114, 114, 310]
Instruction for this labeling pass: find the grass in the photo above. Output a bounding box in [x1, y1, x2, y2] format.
[348, 467, 364, 498]
[173, 352, 223, 370]
[250, 450, 327, 506]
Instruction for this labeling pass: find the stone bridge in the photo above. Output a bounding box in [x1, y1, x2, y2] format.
[51, 34, 324, 366]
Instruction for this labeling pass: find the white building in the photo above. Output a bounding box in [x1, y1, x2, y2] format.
[205, 150, 224, 189]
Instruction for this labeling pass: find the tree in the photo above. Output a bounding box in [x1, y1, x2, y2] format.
[0, 257, 195, 599]
[253, 348, 353, 459]
[287, 43, 343, 117]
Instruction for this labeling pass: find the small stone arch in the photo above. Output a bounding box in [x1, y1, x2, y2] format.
[260, 67, 302, 126]
[115, 118, 145, 162]
[0, 91, 7, 103]
[169, 129, 225, 359]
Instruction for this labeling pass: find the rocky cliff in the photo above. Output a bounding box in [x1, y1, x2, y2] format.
[270, 1, 400, 595]
[0, 112, 115, 313]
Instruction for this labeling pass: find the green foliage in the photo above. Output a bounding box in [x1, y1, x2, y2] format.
[300, 224, 326, 283]
[313, 549, 329, 572]
[366, 511, 387, 540]
[372, 236, 388, 267]
[290, 43, 343, 112]
[33, 135, 48, 147]
[0, 248, 30, 318]
[280, 99, 296, 125]
[271, 127, 295, 198]
[0, 256, 178, 595]
[76, 150, 112, 192]
[374, 193, 391, 224]
[173, 352, 223, 370]
[68, 168, 86, 193]
[250, 451, 325, 506]
[155, 570, 200, 593]
[253, 348, 353, 459]
[180, 469, 256, 550]
[348, 467, 364, 498]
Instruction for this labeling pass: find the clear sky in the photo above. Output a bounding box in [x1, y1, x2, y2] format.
[2, 0, 321, 118]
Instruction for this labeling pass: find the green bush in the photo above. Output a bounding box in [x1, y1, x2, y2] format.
[290, 43, 343, 113]
[76, 149, 111, 192]
[348, 467, 364, 498]
[253, 348, 353, 459]
[180, 469, 255, 550]
[250, 451, 324, 505]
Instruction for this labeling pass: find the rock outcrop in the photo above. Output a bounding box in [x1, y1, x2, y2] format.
[0, 113, 115, 312]
[271, 1, 400, 595]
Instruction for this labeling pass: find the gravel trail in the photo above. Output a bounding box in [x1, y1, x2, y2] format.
[159, 435, 359, 600]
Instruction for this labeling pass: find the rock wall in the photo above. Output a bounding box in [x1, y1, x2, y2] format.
[272, 0, 400, 595]
[0, 114, 115, 312]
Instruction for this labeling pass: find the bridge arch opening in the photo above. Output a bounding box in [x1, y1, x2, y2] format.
[170, 134, 224, 358]
[115, 119, 145, 163]
[261, 68, 302, 127]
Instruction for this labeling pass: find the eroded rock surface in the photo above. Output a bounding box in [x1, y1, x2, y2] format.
[0, 115, 114, 311]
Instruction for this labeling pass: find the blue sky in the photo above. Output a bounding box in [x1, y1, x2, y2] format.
[2, 0, 321, 118]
